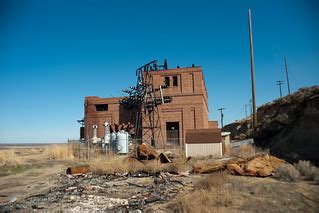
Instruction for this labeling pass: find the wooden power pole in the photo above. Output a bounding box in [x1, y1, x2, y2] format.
[276, 80, 284, 98]
[284, 57, 291, 95]
[248, 8, 258, 129]
[217, 108, 226, 129]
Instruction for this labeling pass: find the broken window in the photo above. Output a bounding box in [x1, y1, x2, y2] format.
[163, 96, 172, 103]
[95, 104, 108, 111]
[173, 76, 178, 86]
[164, 76, 170, 87]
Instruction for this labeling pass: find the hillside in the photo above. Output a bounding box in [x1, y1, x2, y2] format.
[223, 86, 319, 164]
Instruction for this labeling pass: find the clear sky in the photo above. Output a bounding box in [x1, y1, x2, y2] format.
[0, 0, 318, 143]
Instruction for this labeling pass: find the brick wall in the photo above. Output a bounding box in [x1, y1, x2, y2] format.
[84, 66, 214, 146]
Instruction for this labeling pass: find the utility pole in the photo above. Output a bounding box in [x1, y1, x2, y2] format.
[276, 80, 284, 98]
[248, 8, 257, 129]
[244, 104, 248, 117]
[284, 57, 291, 95]
[218, 108, 226, 128]
[249, 99, 252, 117]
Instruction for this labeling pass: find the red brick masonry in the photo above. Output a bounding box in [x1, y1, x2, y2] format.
[84, 66, 218, 147]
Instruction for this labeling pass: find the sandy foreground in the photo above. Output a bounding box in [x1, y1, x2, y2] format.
[0, 146, 318, 212]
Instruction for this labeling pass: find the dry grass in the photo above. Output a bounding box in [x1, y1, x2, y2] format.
[275, 163, 300, 182]
[194, 172, 229, 190]
[90, 155, 131, 174]
[223, 145, 232, 157]
[0, 149, 23, 165]
[232, 144, 268, 159]
[168, 172, 233, 212]
[89, 155, 191, 175]
[44, 144, 74, 160]
[294, 160, 319, 181]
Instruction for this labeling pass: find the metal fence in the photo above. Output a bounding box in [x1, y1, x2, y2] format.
[67, 138, 185, 160]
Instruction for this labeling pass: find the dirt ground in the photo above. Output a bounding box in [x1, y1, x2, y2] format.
[0, 146, 318, 212]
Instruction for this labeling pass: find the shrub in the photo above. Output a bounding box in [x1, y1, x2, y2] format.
[274, 163, 300, 182]
[89, 155, 190, 175]
[90, 155, 131, 174]
[233, 144, 268, 159]
[0, 149, 23, 165]
[168, 173, 232, 212]
[294, 160, 319, 181]
[169, 188, 232, 212]
[194, 172, 228, 190]
[44, 144, 74, 160]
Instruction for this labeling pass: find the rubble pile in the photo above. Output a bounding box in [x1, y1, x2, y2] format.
[194, 154, 285, 177]
[1, 171, 191, 211]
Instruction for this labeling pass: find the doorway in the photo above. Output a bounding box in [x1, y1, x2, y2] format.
[166, 122, 180, 146]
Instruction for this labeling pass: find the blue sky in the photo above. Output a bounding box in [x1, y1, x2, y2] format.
[0, 0, 318, 143]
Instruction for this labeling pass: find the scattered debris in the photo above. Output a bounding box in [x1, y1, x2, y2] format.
[1, 172, 191, 211]
[136, 143, 158, 160]
[193, 161, 227, 174]
[194, 154, 285, 177]
[228, 154, 285, 177]
[157, 153, 171, 164]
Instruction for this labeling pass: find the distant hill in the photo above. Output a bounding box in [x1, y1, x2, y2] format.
[223, 86, 319, 165]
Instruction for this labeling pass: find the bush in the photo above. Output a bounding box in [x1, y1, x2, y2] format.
[274, 163, 300, 182]
[90, 155, 131, 174]
[294, 160, 319, 181]
[89, 155, 190, 175]
[0, 149, 23, 165]
[233, 144, 268, 159]
[194, 172, 228, 190]
[44, 144, 74, 160]
[168, 173, 232, 212]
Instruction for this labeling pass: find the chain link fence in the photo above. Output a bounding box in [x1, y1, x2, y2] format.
[67, 138, 184, 160]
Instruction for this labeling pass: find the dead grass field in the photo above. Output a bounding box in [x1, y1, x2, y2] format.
[0, 144, 318, 212]
[168, 172, 319, 212]
[89, 154, 191, 175]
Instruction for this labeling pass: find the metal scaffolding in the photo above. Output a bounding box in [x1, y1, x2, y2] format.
[121, 60, 171, 147]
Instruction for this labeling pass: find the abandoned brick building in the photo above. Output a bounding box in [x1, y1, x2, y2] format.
[83, 64, 218, 147]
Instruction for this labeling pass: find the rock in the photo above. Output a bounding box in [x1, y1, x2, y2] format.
[226, 154, 285, 177]
[227, 163, 245, 175]
[193, 154, 285, 177]
[145, 194, 161, 203]
[193, 161, 227, 174]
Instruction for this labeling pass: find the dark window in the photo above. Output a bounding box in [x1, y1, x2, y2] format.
[163, 96, 172, 103]
[164, 76, 170, 87]
[95, 104, 108, 111]
[173, 76, 178, 86]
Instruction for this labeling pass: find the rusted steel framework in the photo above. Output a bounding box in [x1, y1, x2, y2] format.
[121, 60, 171, 147]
